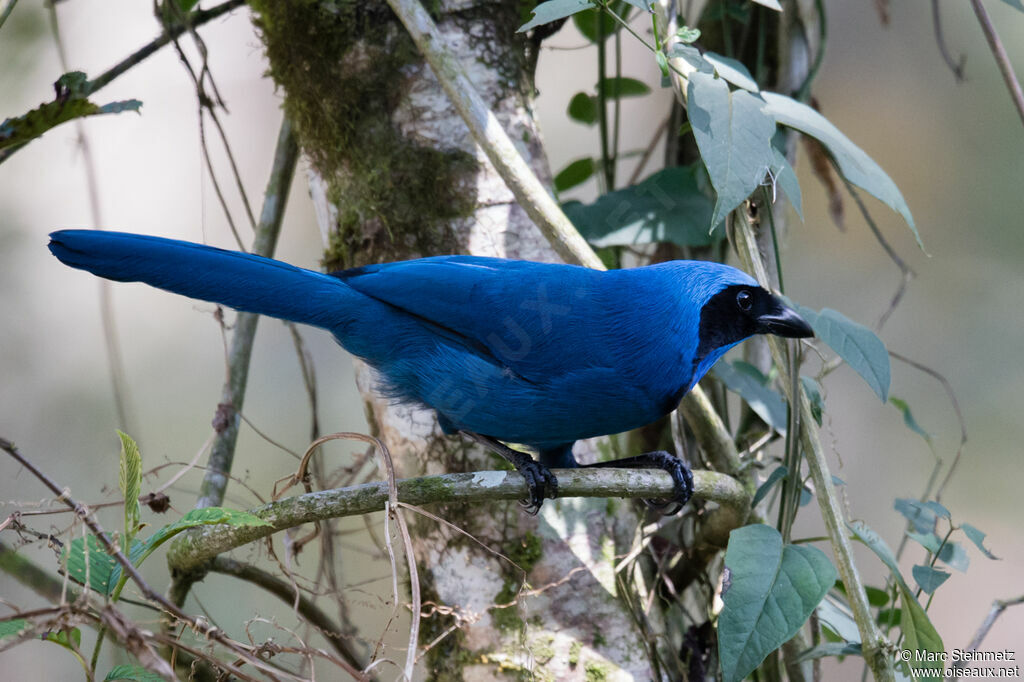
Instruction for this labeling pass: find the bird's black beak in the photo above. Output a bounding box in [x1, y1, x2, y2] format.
[756, 298, 814, 338]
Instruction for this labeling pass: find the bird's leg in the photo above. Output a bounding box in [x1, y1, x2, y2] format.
[579, 451, 693, 515]
[459, 431, 559, 514]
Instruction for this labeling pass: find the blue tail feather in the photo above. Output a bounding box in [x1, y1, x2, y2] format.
[48, 230, 353, 331]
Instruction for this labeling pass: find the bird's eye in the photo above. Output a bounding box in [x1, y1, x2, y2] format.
[736, 290, 753, 312]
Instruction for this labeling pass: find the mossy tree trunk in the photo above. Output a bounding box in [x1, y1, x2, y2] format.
[250, 2, 666, 678]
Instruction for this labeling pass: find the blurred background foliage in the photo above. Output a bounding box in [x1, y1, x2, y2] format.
[0, 0, 1021, 678]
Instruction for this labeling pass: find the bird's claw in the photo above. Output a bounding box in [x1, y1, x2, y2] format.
[641, 450, 693, 516]
[516, 459, 559, 515]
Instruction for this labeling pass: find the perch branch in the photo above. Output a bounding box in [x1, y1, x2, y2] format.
[167, 468, 749, 575]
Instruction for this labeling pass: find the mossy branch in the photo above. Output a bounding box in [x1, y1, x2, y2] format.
[167, 468, 750, 575]
[732, 209, 896, 682]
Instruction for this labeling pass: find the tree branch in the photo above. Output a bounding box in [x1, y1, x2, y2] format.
[167, 468, 749, 575]
[84, 0, 247, 97]
[207, 556, 367, 678]
[969, 0, 1024, 128]
[196, 116, 298, 510]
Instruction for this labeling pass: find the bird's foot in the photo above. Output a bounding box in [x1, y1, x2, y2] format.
[580, 450, 693, 515]
[513, 457, 559, 515]
[460, 431, 559, 514]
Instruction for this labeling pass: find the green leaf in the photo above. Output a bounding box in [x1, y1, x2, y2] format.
[713, 360, 788, 434]
[655, 50, 670, 84]
[961, 523, 999, 560]
[751, 465, 788, 509]
[144, 506, 272, 551]
[105, 664, 167, 681]
[799, 306, 890, 401]
[923, 501, 950, 520]
[562, 164, 721, 248]
[848, 520, 905, 587]
[796, 641, 862, 662]
[567, 92, 598, 125]
[63, 535, 146, 595]
[63, 535, 116, 593]
[0, 72, 141, 152]
[937, 541, 969, 572]
[596, 76, 650, 98]
[675, 25, 700, 43]
[912, 564, 950, 594]
[43, 628, 82, 650]
[800, 376, 824, 425]
[895, 498, 937, 534]
[176, 0, 201, 13]
[620, 0, 652, 11]
[118, 430, 142, 543]
[688, 71, 776, 229]
[999, 0, 1024, 11]
[718, 524, 837, 682]
[865, 586, 890, 607]
[518, 0, 595, 33]
[906, 530, 942, 554]
[703, 51, 759, 92]
[899, 593, 944, 681]
[668, 43, 711, 72]
[889, 398, 932, 443]
[98, 100, 143, 115]
[816, 596, 861, 643]
[554, 157, 595, 192]
[848, 520, 945, 678]
[572, 6, 623, 43]
[761, 92, 918, 246]
[0, 619, 29, 642]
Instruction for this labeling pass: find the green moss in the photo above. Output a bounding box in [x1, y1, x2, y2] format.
[491, 580, 524, 633]
[568, 641, 582, 667]
[405, 474, 457, 502]
[249, 0, 478, 270]
[584, 660, 610, 681]
[506, 531, 543, 573]
[532, 634, 555, 664]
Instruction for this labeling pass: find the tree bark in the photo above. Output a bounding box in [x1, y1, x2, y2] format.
[249, 1, 665, 678]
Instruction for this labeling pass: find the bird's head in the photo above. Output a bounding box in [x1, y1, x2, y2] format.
[680, 263, 814, 386]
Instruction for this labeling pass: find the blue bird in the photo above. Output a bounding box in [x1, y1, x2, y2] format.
[48, 230, 812, 513]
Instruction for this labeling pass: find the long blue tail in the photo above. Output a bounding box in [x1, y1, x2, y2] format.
[48, 230, 354, 331]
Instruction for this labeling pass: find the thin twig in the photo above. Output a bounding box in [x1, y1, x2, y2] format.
[837, 168, 915, 331]
[84, 0, 246, 96]
[626, 115, 671, 186]
[969, 0, 1024, 128]
[208, 556, 368, 677]
[952, 594, 1024, 678]
[0, 437, 277, 680]
[889, 350, 967, 503]
[0, 0, 18, 31]
[931, 0, 966, 82]
[195, 116, 298, 511]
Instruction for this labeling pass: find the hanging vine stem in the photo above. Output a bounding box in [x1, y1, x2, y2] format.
[732, 208, 897, 682]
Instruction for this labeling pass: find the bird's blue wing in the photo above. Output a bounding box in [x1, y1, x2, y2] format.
[333, 256, 621, 382]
